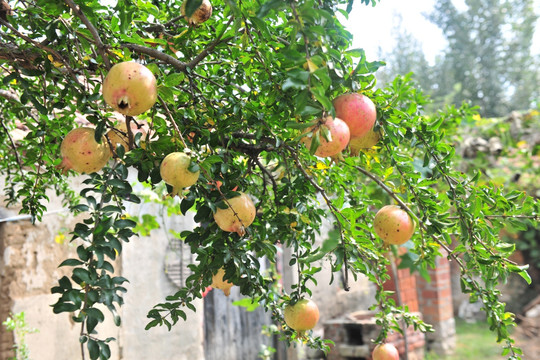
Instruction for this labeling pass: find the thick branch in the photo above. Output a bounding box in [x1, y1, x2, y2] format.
[0, 89, 19, 101]
[64, 0, 111, 69]
[0, 41, 41, 68]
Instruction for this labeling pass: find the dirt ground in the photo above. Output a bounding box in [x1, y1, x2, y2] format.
[514, 316, 540, 359]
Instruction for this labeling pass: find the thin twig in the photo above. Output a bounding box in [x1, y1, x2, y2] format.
[64, 0, 111, 69]
[389, 252, 410, 360]
[0, 119, 24, 175]
[158, 96, 188, 148]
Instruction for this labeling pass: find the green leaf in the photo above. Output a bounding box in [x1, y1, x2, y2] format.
[59, 259, 84, 267]
[183, 0, 203, 18]
[87, 339, 99, 360]
[114, 219, 137, 229]
[232, 297, 260, 312]
[309, 130, 321, 155]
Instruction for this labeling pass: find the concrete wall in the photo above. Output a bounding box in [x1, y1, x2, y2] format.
[0, 177, 204, 360]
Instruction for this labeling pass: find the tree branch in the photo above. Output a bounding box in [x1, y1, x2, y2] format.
[0, 19, 82, 87]
[122, 43, 188, 71]
[0, 119, 24, 175]
[64, 0, 111, 69]
[0, 89, 18, 101]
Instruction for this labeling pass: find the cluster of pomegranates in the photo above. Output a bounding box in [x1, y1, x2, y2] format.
[58, 0, 214, 174]
[302, 92, 379, 157]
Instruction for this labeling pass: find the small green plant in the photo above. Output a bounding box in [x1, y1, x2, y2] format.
[2, 312, 39, 360]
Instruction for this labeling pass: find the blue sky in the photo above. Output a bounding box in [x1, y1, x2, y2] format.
[344, 0, 540, 64]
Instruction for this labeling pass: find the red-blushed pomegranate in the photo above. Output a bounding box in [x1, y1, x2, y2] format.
[213, 192, 256, 236]
[372, 343, 399, 360]
[283, 299, 320, 333]
[373, 205, 415, 245]
[181, 0, 212, 25]
[333, 93, 376, 138]
[210, 267, 234, 296]
[106, 121, 147, 152]
[349, 128, 380, 155]
[160, 152, 200, 196]
[102, 62, 157, 116]
[302, 116, 350, 158]
[57, 127, 111, 174]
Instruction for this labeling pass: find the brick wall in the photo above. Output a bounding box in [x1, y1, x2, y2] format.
[383, 261, 419, 313]
[416, 251, 456, 355]
[382, 250, 456, 358]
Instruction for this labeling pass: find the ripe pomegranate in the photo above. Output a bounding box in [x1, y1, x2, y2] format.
[283, 299, 320, 332]
[373, 205, 415, 245]
[57, 127, 111, 174]
[102, 62, 157, 116]
[159, 152, 200, 196]
[349, 128, 380, 155]
[333, 93, 376, 138]
[210, 267, 234, 296]
[181, 0, 212, 25]
[213, 192, 256, 236]
[106, 121, 147, 152]
[302, 116, 350, 157]
[372, 343, 399, 360]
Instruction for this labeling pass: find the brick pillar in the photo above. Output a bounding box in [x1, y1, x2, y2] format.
[381, 254, 425, 359]
[383, 263, 419, 313]
[416, 252, 456, 356]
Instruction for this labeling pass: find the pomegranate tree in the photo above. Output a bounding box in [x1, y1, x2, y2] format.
[333, 93, 376, 138]
[181, 0, 212, 25]
[102, 62, 157, 116]
[213, 192, 256, 236]
[372, 343, 399, 360]
[57, 127, 111, 174]
[373, 205, 415, 245]
[159, 152, 200, 196]
[283, 299, 320, 333]
[210, 267, 234, 296]
[302, 116, 350, 158]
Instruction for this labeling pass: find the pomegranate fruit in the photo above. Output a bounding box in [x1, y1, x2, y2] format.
[333, 93, 376, 138]
[102, 62, 157, 116]
[372, 343, 399, 360]
[106, 121, 147, 152]
[349, 128, 380, 155]
[181, 0, 212, 25]
[302, 116, 350, 157]
[159, 152, 200, 196]
[57, 127, 111, 174]
[210, 267, 234, 296]
[213, 192, 256, 236]
[373, 205, 415, 245]
[283, 299, 320, 332]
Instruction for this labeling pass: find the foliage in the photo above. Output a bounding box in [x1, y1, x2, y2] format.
[2, 312, 39, 360]
[0, 1, 539, 360]
[379, 0, 539, 117]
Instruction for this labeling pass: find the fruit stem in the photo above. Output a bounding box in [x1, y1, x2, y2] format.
[388, 251, 410, 360]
